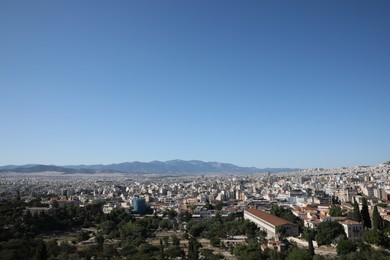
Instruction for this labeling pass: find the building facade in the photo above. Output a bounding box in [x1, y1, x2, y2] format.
[244, 208, 299, 239]
[340, 220, 364, 240]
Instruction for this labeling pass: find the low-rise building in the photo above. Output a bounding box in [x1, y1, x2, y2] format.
[244, 208, 299, 239]
[24, 206, 55, 216]
[340, 220, 363, 240]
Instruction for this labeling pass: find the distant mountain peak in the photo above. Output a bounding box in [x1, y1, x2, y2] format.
[0, 160, 300, 175]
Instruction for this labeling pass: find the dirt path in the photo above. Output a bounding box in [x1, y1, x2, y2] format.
[287, 237, 337, 256]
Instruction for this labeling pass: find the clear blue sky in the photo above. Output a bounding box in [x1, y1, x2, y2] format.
[1, 1, 389, 168]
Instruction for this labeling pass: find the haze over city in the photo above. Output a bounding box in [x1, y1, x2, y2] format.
[1, 1, 389, 168]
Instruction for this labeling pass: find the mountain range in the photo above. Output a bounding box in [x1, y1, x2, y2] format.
[0, 160, 300, 175]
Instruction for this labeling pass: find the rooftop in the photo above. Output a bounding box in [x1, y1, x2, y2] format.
[244, 208, 296, 227]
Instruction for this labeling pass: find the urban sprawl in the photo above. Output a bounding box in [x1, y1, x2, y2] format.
[1, 162, 390, 259]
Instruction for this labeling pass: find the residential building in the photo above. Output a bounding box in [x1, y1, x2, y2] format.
[340, 220, 363, 240]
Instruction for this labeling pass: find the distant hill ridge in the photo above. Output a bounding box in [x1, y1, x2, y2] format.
[0, 160, 299, 174]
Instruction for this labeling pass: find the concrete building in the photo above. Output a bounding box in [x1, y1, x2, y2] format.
[24, 206, 55, 216]
[132, 197, 147, 214]
[340, 220, 364, 240]
[244, 208, 299, 239]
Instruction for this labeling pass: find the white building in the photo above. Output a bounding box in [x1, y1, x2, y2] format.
[340, 220, 363, 240]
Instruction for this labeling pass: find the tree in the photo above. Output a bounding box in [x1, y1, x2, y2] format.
[372, 205, 384, 230]
[178, 211, 192, 222]
[188, 237, 201, 260]
[275, 226, 286, 240]
[315, 221, 346, 246]
[188, 237, 202, 260]
[189, 222, 206, 237]
[210, 236, 221, 247]
[329, 205, 343, 217]
[34, 241, 48, 260]
[352, 199, 362, 222]
[336, 240, 357, 255]
[200, 249, 224, 260]
[96, 235, 105, 251]
[76, 231, 89, 242]
[360, 198, 371, 229]
[363, 229, 389, 247]
[270, 204, 303, 227]
[52, 200, 59, 208]
[307, 230, 315, 258]
[171, 234, 180, 246]
[285, 248, 311, 260]
[165, 209, 177, 220]
[232, 239, 263, 260]
[215, 201, 224, 211]
[165, 245, 185, 259]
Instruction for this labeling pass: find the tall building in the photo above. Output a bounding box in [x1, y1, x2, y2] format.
[132, 197, 147, 214]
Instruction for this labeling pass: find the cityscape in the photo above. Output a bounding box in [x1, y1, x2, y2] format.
[1, 161, 390, 259]
[1, 1, 390, 260]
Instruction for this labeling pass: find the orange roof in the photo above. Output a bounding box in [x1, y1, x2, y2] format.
[245, 208, 297, 227]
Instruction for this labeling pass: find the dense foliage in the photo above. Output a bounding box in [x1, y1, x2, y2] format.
[314, 221, 345, 246]
[329, 205, 343, 217]
[372, 205, 384, 230]
[270, 204, 303, 228]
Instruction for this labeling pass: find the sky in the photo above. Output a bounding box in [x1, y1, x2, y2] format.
[1, 1, 389, 169]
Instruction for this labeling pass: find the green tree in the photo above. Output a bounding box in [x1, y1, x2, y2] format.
[352, 199, 362, 222]
[313, 255, 326, 260]
[329, 205, 343, 217]
[232, 239, 263, 260]
[210, 236, 221, 247]
[315, 221, 345, 246]
[363, 229, 389, 247]
[270, 204, 303, 227]
[165, 209, 177, 220]
[286, 248, 311, 260]
[307, 230, 315, 258]
[336, 240, 357, 255]
[372, 205, 384, 230]
[178, 211, 192, 222]
[189, 222, 206, 237]
[360, 198, 371, 229]
[171, 234, 180, 246]
[188, 237, 201, 260]
[215, 201, 224, 211]
[76, 231, 89, 242]
[34, 241, 48, 260]
[46, 240, 60, 258]
[52, 200, 59, 208]
[96, 235, 105, 251]
[165, 245, 185, 259]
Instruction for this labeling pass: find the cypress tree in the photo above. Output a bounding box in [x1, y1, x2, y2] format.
[352, 198, 362, 222]
[188, 237, 200, 260]
[372, 205, 383, 230]
[34, 241, 48, 260]
[307, 230, 315, 258]
[360, 198, 371, 229]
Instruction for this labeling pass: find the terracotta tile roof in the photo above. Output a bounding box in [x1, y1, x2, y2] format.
[244, 208, 296, 227]
[340, 220, 362, 225]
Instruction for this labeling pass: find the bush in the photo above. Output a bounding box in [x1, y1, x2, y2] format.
[336, 239, 357, 255]
[286, 248, 311, 260]
[210, 236, 221, 247]
[315, 221, 345, 246]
